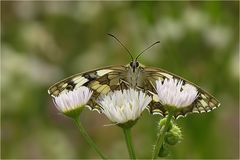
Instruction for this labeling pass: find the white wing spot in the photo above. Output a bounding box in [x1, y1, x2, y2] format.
[75, 77, 88, 88]
[200, 99, 208, 107]
[62, 83, 68, 88]
[72, 76, 82, 82]
[152, 93, 160, 102]
[74, 77, 87, 83]
[97, 69, 112, 76]
[192, 110, 199, 113]
[201, 94, 208, 99]
[212, 106, 217, 109]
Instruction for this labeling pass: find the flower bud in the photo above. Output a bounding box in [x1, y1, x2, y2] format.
[158, 143, 169, 157]
[165, 132, 179, 145]
[165, 124, 182, 145]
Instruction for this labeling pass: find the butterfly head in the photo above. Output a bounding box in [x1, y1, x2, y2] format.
[107, 33, 159, 73]
[130, 60, 140, 72]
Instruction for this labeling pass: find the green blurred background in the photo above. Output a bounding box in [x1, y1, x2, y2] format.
[1, 1, 239, 159]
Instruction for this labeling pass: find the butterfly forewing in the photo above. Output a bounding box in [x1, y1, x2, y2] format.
[48, 65, 130, 111]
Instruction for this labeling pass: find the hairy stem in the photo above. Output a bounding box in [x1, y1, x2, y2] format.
[74, 118, 107, 159]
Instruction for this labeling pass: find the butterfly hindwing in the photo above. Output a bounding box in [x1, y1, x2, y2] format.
[142, 66, 220, 118]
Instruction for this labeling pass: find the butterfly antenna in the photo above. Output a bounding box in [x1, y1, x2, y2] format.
[135, 41, 160, 60]
[107, 33, 134, 61]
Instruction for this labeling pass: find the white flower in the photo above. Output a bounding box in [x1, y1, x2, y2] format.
[98, 89, 152, 124]
[53, 86, 93, 113]
[156, 78, 198, 108]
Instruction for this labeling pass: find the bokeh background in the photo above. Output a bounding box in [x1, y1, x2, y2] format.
[1, 1, 239, 159]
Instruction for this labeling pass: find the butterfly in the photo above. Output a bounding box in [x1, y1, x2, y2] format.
[48, 34, 220, 119]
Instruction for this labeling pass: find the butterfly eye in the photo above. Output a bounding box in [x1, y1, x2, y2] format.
[130, 61, 133, 67]
[136, 62, 139, 67]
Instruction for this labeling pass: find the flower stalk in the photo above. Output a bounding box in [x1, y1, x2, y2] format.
[122, 127, 136, 159]
[73, 117, 107, 159]
[152, 111, 174, 159]
[98, 89, 151, 159]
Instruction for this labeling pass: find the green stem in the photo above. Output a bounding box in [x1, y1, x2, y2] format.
[74, 118, 107, 159]
[152, 111, 174, 159]
[122, 127, 136, 159]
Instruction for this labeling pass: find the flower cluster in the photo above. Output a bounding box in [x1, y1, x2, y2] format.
[50, 77, 208, 159]
[52, 78, 199, 122]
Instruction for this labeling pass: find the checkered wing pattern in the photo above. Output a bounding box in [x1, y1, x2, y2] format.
[48, 65, 130, 112]
[142, 67, 220, 119]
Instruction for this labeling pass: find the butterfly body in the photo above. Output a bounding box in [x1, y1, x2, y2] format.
[125, 61, 143, 88]
[48, 59, 220, 119]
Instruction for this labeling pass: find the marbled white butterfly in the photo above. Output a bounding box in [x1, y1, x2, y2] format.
[48, 34, 220, 118]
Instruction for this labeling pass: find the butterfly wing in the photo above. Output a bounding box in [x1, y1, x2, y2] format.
[48, 65, 130, 111]
[142, 66, 220, 119]
[48, 64, 220, 118]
